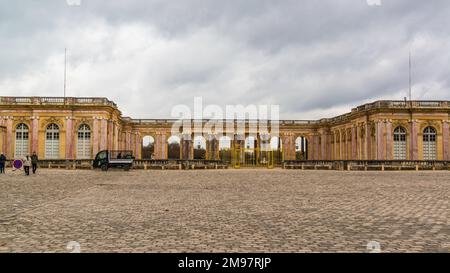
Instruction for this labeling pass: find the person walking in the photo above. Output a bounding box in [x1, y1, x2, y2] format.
[0, 153, 6, 174]
[23, 155, 31, 176]
[31, 152, 39, 174]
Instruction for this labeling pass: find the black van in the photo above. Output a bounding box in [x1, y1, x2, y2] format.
[93, 150, 134, 171]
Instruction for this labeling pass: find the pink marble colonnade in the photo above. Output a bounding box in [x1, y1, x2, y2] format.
[65, 118, 74, 159]
[6, 118, 13, 157]
[31, 117, 39, 154]
[409, 120, 419, 160]
[100, 119, 108, 151]
[281, 135, 296, 160]
[92, 118, 99, 156]
[443, 121, 449, 161]
[385, 120, 393, 160]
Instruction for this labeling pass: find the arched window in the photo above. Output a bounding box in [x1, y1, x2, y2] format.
[295, 136, 308, 160]
[193, 136, 206, 160]
[15, 123, 29, 158]
[423, 126, 437, 160]
[218, 136, 232, 163]
[142, 136, 155, 160]
[77, 124, 91, 159]
[393, 126, 407, 160]
[167, 136, 181, 160]
[45, 123, 60, 159]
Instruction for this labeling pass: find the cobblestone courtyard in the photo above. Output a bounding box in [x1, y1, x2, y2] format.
[0, 169, 449, 253]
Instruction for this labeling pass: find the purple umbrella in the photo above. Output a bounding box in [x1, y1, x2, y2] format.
[13, 159, 23, 169]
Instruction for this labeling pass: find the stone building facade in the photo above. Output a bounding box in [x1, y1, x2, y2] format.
[0, 97, 448, 161]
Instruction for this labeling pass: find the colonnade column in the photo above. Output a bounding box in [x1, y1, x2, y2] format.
[351, 126, 357, 160]
[442, 120, 449, 161]
[6, 117, 13, 157]
[205, 135, 219, 160]
[154, 132, 168, 160]
[134, 132, 141, 159]
[409, 119, 419, 160]
[181, 134, 193, 160]
[31, 116, 39, 154]
[320, 133, 327, 160]
[125, 131, 132, 151]
[376, 120, 385, 160]
[365, 123, 372, 160]
[281, 134, 295, 161]
[107, 120, 113, 151]
[100, 118, 108, 151]
[312, 135, 319, 160]
[113, 123, 119, 150]
[385, 120, 393, 160]
[65, 117, 74, 160]
[92, 117, 99, 156]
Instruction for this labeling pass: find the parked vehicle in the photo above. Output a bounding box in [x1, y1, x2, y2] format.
[93, 150, 134, 171]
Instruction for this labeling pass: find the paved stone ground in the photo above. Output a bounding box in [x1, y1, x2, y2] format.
[0, 169, 449, 253]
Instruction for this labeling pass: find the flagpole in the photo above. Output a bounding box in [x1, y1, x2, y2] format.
[409, 50, 412, 102]
[64, 48, 67, 105]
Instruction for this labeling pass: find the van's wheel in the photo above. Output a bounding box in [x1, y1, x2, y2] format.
[101, 164, 108, 172]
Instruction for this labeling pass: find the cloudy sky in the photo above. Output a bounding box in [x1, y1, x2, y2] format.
[1, 0, 449, 119]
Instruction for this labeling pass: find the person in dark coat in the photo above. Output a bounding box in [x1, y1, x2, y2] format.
[31, 152, 39, 174]
[0, 154, 6, 174]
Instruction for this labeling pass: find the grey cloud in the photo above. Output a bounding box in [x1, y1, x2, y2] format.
[0, 0, 449, 119]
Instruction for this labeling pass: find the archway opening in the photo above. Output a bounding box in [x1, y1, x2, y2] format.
[269, 136, 283, 165]
[244, 136, 257, 165]
[193, 136, 206, 160]
[219, 136, 232, 163]
[167, 136, 181, 160]
[295, 136, 308, 160]
[142, 135, 155, 160]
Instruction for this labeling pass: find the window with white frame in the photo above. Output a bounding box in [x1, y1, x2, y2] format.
[423, 126, 437, 160]
[45, 123, 60, 159]
[15, 123, 29, 158]
[77, 124, 91, 159]
[393, 126, 407, 160]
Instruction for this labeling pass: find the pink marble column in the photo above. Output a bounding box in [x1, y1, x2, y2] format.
[125, 131, 131, 151]
[351, 126, 357, 160]
[31, 117, 39, 154]
[409, 120, 418, 160]
[366, 123, 372, 160]
[321, 134, 327, 160]
[442, 121, 449, 161]
[114, 124, 119, 150]
[281, 135, 295, 160]
[181, 134, 193, 160]
[6, 118, 13, 158]
[313, 135, 319, 160]
[154, 133, 165, 160]
[376, 121, 385, 160]
[385, 120, 393, 160]
[65, 118, 74, 159]
[162, 134, 168, 159]
[135, 133, 140, 159]
[108, 121, 114, 151]
[100, 119, 108, 151]
[92, 118, 99, 156]
[129, 132, 134, 154]
[339, 131, 343, 160]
